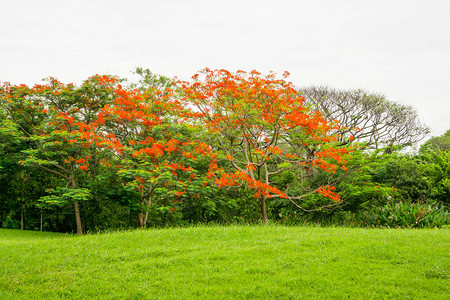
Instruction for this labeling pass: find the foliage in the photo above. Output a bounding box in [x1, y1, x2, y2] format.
[420, 129, 450, 153]
[419, 150, 450, 207]
[2, 217, 20, 229]
[40, 187, 92, 206]
[362, 202, 450, 228]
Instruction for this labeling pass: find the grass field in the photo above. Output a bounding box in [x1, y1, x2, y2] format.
[0, 226, 448, 299]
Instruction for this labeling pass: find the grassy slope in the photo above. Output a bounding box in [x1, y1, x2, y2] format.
[0, 226, 448, 299]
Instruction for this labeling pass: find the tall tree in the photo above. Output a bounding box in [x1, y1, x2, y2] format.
[299, 86, 429, 152]
[0, 75, 121, 234]
[180, 69, 351, 222]
[86, 76, 218, 228]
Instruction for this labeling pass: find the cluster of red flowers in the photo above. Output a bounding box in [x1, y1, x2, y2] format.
[317, 185, 342, 202]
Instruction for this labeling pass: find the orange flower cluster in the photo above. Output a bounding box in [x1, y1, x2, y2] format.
[133, 143, 165, 158]
[245, 163, 256, 171]
[182, 151, 197, 161]
[214, 173, 239, 188]
[311, 158, 337, 173]
[78, 165, 88, 171]
[267, 146, 284, 155]
[237, 171, 287, 199]
[314, 148, 349, 164]
[165, 139, 180, 152]
[91, 74, 119, 85]
[317, 185, 342, 202]
[224, 154, 234, 161]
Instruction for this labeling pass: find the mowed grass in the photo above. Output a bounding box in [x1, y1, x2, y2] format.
[0, 226, 448, 299]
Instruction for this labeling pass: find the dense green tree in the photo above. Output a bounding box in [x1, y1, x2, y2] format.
[420, 130, 450, 153]
[419, 150, 450, 207]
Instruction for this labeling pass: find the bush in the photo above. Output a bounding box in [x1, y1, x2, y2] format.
[3, 216, 20, 229]
[362, 202, 449, 228]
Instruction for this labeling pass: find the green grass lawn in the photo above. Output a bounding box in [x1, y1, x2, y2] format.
[0, 226, 448, 299]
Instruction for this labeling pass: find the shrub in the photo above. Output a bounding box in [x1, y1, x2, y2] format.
[3, 216, 20, 229]
[362, 202, 450, 228]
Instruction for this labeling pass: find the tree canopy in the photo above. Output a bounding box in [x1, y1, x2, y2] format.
[299, 86, 429, 153]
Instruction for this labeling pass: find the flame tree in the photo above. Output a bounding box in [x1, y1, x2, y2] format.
[179, 69, 351, 222]
[92, 79, 219, 228]
[0, 75, 122, 234]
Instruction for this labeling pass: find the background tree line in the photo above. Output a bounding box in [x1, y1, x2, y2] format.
[0, 69, 448, 233]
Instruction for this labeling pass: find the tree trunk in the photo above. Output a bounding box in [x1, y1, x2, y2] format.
[259, 196, 268, 224]
[74, 200, 82, 234]
[70, 176, 83, 235]
[137, 211, 149, 229]
[56, 210, 59, 232]
[40, 210, 43, 232]
[137, 213, 144, 229]
[20, 207, 24, 230]
[110, 211, 114, 229]
[142, 195, 151, 227]
[137, 195, 151, 229]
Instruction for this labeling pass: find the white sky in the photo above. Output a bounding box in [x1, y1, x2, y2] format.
[1, 0, 449, 139]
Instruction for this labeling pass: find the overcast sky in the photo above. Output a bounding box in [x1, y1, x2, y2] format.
[1, 0, 449, 139]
